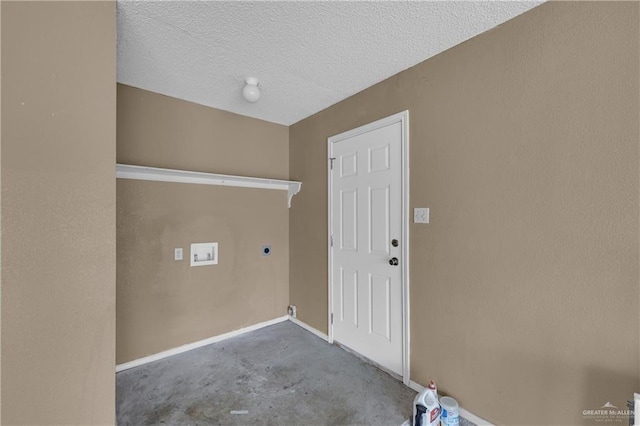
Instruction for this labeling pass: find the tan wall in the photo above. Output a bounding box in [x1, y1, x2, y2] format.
[289, 2, 639, 425]
[116, 181, 289, 363]
[117, 84, 288, 179]
[1, 0, 4, 413]
[1, 2, 116, 424]
[116, 85, 290, 363]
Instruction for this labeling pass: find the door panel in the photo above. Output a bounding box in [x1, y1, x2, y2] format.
[369, 186, 390, 255]
[341, 268, 358, 326]
[330, 121, 403, 375]
[369, 273, 390, 339]
[340, 189, 358, 251]
[341, 152, 358, 177]
[369, 145, 390, 173]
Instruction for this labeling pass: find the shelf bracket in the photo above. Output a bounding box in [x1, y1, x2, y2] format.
[287, 182, 302, 208]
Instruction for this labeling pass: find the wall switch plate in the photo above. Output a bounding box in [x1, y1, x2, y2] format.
[174, 248, 183, 261]
[414, 208, 429, 224]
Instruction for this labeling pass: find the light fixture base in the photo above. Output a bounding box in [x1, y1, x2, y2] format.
[242, 77, 261, 103]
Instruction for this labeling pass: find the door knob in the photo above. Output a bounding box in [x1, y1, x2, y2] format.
[389, 257, 399, 266]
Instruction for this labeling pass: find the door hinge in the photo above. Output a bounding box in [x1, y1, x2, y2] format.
[329, 157, 336, 170]
[330, 234, 333, 247]
[331, 313, 334, 324]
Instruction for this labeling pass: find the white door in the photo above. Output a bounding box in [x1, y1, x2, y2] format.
[329, 117, 405, 376]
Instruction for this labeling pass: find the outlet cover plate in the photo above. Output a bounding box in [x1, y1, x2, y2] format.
[174, 248, 183, 261]
[414, 208, 429, 224]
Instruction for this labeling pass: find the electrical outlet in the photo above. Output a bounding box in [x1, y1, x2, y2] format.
[288, 305, 297, 318]
[174, 248, 183, 260]
[414, 208, 429, 224]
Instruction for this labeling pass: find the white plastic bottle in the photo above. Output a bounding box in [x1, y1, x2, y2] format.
[412, 380, 441, 426]
[440, 396, 459, 426]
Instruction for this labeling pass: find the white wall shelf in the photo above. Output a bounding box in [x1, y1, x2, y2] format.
[116, 164, 302, 208]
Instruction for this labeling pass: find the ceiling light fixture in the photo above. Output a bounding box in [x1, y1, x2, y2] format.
[242, 77, 261, 103]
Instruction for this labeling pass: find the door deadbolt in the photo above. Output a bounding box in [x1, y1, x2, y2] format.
[391, 239, 399, 247]
[389, 257, 399, 266]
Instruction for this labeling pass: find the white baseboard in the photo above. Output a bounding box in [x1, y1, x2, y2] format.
[288, 315, 329, 341]
[408, 380, 494, 426]
[458, 407, 494, 426]
[407, 379, 424, 393]
[116, 315, 289, 372]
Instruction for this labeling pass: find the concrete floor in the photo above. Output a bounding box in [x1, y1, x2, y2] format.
[117, 320, 418, 425]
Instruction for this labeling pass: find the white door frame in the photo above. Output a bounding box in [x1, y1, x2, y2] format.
[327, 110, 410, 385]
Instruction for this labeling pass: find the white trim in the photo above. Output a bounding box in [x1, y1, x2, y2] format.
[328, 111, 408, 143]
[327, 142, 334, 345]
[634, 393, 639, 426]
[408, 380, 495, 426]
[458, 407, 493, 425]
[288, 316, 329, 342]
[407, 379, 424, 393]
[116, 164, 302, 208]
[400, 112, 411, 386]
[115, 315, 288, 372]
[327, 110, 410, 384]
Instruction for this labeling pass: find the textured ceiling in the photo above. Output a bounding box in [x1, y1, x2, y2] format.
[117, 1, 543, 126]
